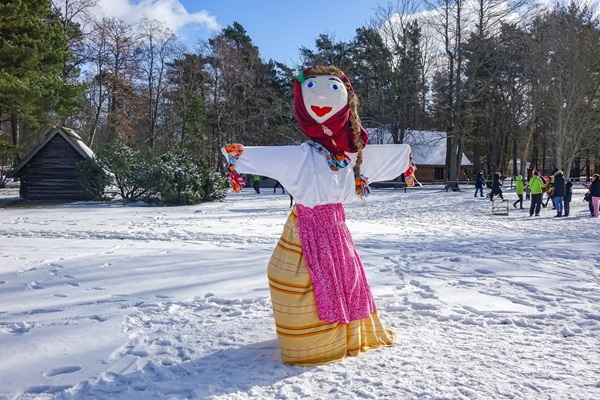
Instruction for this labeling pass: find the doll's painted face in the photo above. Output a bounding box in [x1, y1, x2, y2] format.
[301, 75, 348, 124]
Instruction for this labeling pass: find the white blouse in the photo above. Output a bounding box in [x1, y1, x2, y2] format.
[235, 143, 412, 208]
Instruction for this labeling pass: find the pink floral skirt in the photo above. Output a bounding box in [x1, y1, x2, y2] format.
[296, 203, 377, 324]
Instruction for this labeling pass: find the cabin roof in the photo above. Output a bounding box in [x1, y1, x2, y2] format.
[366, 128, 472, 166]
[9, 127, 94, 177]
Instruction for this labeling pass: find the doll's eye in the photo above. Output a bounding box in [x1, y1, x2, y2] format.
[329, 82, 341, 90]
[305, 81, 316, 89]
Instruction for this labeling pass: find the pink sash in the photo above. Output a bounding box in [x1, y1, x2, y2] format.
[296, 203, 377, 324]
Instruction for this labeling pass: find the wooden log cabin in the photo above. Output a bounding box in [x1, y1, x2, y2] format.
[9, 127, 97, 201]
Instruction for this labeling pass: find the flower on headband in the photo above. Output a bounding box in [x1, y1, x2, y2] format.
[297, 71, 306, 84]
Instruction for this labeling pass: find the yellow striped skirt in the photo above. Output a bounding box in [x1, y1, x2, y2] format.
[268, 207, 394, 366]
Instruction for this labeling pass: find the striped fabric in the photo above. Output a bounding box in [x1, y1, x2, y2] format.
[268, 207, 394, 365]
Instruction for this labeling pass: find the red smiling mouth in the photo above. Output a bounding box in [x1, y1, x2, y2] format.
[310, 105, 333, 117]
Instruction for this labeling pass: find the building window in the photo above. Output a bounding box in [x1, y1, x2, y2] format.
[434, 167, 444, 180]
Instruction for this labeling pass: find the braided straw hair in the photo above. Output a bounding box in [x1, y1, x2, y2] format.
[304, 66, 366, 196]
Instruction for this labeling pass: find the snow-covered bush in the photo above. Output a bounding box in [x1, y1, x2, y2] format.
[86, 141, 227, 205]
[75, 157, 111, 200]
[158, 151, 227, 205]
[94, 139, 163, 202]
[0, 139, 16, 189]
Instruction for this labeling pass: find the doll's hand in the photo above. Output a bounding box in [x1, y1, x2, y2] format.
[221, 144, 245, 193]
[221, 143, 244, 161]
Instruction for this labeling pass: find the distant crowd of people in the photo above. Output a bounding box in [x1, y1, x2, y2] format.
[475, 169, 600, 218]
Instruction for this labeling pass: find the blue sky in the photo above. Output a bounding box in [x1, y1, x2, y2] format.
[179, 0, 384, 64]
[96, 0, 385, 66]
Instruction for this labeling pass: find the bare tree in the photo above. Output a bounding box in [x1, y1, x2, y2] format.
[424, 0, 535, 186]
[137, 18, 177, 152]
[369, 0, 431, 142]
[84, 17, 140, 146]
[51, 0, 98, 80]
[537, 4, 600, 176]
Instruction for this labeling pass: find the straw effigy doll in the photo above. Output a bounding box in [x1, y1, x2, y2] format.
[222, 66, 412, 365]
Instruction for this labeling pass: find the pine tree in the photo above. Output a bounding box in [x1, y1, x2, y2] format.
[0, 0, 74, 147]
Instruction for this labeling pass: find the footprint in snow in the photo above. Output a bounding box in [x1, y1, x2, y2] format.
[7, 322, 32, 334]
[27, 281, 44, 290]
[42, 365, 82, 377]
[24, 385, 72, 394]
[475, 268, 495, 275]
[30, 308, 64, 314]
[88, 315, 108, 322]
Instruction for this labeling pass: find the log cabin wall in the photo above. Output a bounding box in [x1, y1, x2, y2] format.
[19, 134, 89, 201]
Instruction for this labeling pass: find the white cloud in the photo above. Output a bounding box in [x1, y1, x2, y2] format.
[96, 0, 220, 34]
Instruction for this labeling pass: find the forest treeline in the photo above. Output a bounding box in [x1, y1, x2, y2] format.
[2, 0, 600, 184]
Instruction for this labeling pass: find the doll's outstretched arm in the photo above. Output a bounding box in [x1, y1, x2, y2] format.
[359, 144, 412, 183]
[221, 144, 305, 193]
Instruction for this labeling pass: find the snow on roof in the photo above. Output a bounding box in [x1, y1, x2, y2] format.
[61, 127, 95, 159]
[9, 127, 96, 177]
[366, 128, 472, 166]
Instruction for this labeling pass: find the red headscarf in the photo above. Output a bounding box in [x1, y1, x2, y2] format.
[294, 67, 368, 157]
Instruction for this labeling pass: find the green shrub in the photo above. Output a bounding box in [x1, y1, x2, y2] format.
[90, 140, 228, 205]
[75, 157, 111, 200]
[95, 139, 163, 202]
[159, 151, 227, 205]
[0, 140, 16, 189]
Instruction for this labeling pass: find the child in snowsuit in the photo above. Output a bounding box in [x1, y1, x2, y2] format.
[513, 175, 525, 209]
[252, 174, 261, 194]
[475, 171, 485, 198]
[564, 180, 573, 217]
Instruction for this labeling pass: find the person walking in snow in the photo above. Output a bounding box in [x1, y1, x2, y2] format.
[513, 174, 525, 209]
[589, 173, 600, 217]
[552, 170, 566, 217]
[474, 170, 486, 198]
[273, 180, 285, 194]
[489, 171, 504, 201]
[528, 170, 548, 216]
[252, 174, 261, 194]
[564, 179, 573, 217]
[543, 169, 558, 209]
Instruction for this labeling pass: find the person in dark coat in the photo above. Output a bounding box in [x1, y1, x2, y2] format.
[273, 180, 285, 194]
[589, 173, 600, 217]
[563, 180, 573, 217]
[474, 171, 485, 198]
[552, 170, 566, 217]
[489, 172, 504, 201]
[543, 168, 559, 209]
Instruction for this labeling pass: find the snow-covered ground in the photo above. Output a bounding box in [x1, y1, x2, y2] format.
[1, 183, 599, 400]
